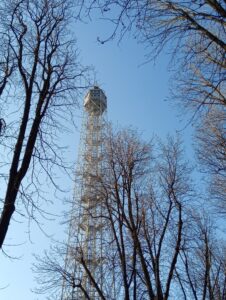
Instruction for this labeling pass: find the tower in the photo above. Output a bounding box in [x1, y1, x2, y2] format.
[61, 86, 107, 300]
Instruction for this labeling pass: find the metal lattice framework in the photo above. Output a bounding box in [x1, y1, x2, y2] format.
[61, 86, 109, 300]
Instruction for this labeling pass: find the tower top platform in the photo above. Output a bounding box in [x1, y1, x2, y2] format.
[84, 86, 107, 115]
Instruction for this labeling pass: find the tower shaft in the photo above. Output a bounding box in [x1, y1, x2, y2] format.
[61, 87, 107, 300]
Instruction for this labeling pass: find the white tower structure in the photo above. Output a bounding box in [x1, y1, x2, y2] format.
[61, 86, 107, 300]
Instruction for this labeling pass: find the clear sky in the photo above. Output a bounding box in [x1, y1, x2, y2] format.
[0, 11, 194, 300]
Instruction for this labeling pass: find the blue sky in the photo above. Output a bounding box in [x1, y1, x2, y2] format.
[0, 12, 194, 300]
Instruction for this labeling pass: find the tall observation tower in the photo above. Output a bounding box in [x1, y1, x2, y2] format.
[61, 86, 107, 300]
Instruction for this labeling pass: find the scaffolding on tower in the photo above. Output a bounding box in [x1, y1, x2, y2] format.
[61, 86, 114, 300]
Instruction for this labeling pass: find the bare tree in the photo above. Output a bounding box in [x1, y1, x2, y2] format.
[81, 0, 226, 206]
[84, 0, 226, 110]
[195, 108, 226, 213]
[0, 23, 14, 96]
[33, 246, 94, 300]
[99, 130, 193, 299]
[35, 129, 200, 300]
[0, 0, 89, 249]
[176, 212, 226, 300]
